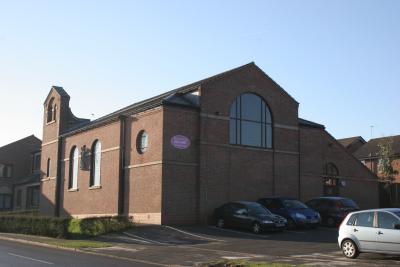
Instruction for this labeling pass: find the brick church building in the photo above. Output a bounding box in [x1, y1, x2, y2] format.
[40, 63, 379, 225]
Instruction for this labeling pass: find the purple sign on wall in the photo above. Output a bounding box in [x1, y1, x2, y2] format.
[171, 135, 191, 150]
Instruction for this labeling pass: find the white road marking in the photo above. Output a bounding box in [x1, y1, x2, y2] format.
[163, 226, 225, 242]
[8, 252, 54, 265]
[209, 226, 270, 238]
[222, 256, 252, 260]
[117, 234, 154, 244]
[123, 232, 168, 245]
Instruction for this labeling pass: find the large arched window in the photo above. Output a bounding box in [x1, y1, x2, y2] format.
[69, 147, 79, 190]
[229, 93, 272, 148]
[90, 140, 101, 187]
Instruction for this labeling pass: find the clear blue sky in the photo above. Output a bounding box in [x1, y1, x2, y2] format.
[0, 0, 399, 146]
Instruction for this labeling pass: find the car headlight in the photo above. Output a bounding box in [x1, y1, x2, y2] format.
[262, 220, 273, 224]
[295, 213, 307, 220]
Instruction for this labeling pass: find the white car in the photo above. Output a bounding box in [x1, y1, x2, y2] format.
[338, 208, 400, 258]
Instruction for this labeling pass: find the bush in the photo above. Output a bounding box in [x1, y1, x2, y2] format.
[0, 215, 133, 239]
[67, 216, 133, 238]
[0, 216, 69, 238]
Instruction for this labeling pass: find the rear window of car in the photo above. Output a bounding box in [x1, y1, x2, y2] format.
[393, 211, 400, 218]
[346, 214, 357, 226]
[340, 199, 359, 209]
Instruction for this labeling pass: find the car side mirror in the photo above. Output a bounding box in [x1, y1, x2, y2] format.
[395, 224, 400, 230]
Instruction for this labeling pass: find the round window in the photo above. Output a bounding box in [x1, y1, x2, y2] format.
[137, 130, 148, 154]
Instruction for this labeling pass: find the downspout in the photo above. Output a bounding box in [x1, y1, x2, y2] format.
[118, 115, 127, 216]
[298, 126, 301, 200]
[55, 136, 63, 217]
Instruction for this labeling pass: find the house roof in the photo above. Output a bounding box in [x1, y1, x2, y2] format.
[62, 62, 299, 137]
[354, 135, 400, 159]
[337, 136, 366, 148]
[298, 118, 325, 129]
[0, 135, 41, 150]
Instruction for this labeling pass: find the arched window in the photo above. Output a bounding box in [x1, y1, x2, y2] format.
[46, 158, 51, 177]
[137, 130, 149, 154]
[69, 147, 79, 190]
[90, 140, 101, 187]
[324, 163, 339, 196]
[229, 93, 273, 148]
[325, 163, 339, 177]
[47, 98, 55, 123]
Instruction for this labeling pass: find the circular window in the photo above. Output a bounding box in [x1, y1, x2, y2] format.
[136, 130, 148, 154]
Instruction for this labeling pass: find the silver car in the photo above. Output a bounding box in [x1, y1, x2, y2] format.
[338, 208, 400, 258]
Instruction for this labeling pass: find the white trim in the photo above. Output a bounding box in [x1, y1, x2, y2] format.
[275, 123, 299, 131]
[101, 146, 120, 153]
[63, 146, 119, 162]
[41, 139, 58, 147]
[200, 113, 298, 131]
[70, 213, 118, 219]
[125, 160, 198, 169]
[200, 141, 299, 155]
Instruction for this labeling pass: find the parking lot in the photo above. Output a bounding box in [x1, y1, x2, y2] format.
[93, 225, 400, 266]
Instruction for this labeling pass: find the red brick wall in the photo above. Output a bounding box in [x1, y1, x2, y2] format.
[124, 108, 164, 224]
[162, 106, 199, 225]
[60, 121, 121, 217]
[299, 126, 379, 209]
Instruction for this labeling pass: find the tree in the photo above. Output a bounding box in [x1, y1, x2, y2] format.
[377, 138, 398, 205]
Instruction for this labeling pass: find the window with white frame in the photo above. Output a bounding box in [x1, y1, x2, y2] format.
[69, 147, 79, 190]
[90, 140, 101, 187]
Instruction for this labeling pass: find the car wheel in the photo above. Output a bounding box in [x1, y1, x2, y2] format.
[216, 218, 225, 228]
[326, 217, 335, 227]
[341, 239, 359, 259]
[252, 222, 262, 234]
[287, 218, 296, 230]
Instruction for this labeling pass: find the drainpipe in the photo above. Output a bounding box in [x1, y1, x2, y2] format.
[118, 115, 127, 216]
[55, 136, 63, 217]
[298, 127, 301, 200]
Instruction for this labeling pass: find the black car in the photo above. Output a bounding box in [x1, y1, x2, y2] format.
[305, 197, 360, 227]
[214, 201, 287, 234]
[258, 197, 321, 229]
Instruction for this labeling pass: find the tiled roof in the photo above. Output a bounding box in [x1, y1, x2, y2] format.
[354, 135, 400, 159]
[61, 62, 262, 136]
[337, 136, 366, 148]
[298, 118, 325, 129]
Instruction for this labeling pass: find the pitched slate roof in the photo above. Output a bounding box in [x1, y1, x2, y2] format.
[298, 118, 325, 129]
[61, 62, 270, 136]
[0, 135, 41, 150]
[354, 135, 400, 159]
[337, 136, 366, 148]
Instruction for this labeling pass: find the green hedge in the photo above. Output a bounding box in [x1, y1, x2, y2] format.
[0, 215, 133, 239]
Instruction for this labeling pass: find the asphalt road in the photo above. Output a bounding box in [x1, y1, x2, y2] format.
[0, 239, 158, 267]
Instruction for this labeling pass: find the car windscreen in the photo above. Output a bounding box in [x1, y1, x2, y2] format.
[248, 204, 272, 215]
[282, 199, 308, 209]
[340, 199, 359, 209]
